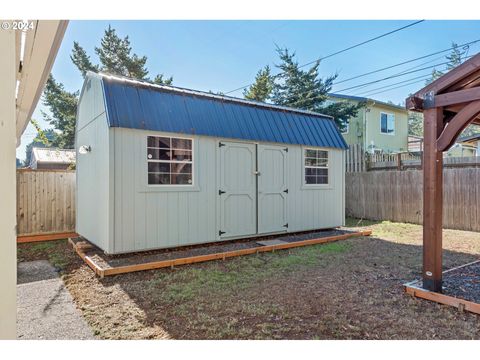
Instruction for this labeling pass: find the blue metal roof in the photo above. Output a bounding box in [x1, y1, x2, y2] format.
[98, 74, 348, 149]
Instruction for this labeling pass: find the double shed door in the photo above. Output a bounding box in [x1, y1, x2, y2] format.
[218, 141, 287, 239]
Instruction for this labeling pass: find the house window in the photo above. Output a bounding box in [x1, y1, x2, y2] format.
[304, 149, 329, 185]
[380, 112, 395, 134]
[147, 136, 193, 185]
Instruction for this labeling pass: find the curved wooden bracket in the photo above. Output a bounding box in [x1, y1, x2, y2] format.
[436, 100, 480, 152]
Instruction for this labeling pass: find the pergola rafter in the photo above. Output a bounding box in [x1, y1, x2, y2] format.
[406, 52, 480, 292]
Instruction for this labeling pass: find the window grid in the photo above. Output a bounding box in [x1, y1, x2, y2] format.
[147, 136, 193, 185]
[304, 149, 329, 185]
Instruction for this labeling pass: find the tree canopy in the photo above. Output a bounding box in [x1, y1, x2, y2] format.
[244, 47, 361, 131]
[31, 25, 173, 152]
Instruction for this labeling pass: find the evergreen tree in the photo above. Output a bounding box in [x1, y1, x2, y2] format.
[41, 76, 78, 149]
[39, 25, 173, 150]
[243, 65, 274, 102]
[70, 41, 98, 77]
[250, 47, 362, 131]
[426, 43, 467, 85]
[446, 43, 465, 70]
[23, 128, 57, 167]
[408, 111, 423, 136]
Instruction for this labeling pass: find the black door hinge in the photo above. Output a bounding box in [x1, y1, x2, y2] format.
[219, 230, 226, 236]
[283, 223, 289, 228]
[219, 142, 226, 147]
[219, 189, 226, 195]
[283, 189, 288, 194]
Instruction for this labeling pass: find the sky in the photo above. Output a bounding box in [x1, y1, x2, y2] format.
[18, 19, 480, 160]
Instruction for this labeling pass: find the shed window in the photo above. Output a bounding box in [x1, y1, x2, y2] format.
[304, 149, 328, 185]
[147, 136, 193, 185]
[380, 112, 395, 134]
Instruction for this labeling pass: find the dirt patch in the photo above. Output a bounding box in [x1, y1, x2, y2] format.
[18, 220, 480, 339]
[78, 228, 350, 269]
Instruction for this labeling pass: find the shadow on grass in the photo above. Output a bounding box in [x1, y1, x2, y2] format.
[94, 234, 480, 340]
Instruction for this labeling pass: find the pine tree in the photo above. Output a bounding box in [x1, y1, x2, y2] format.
[41, 76, 79, 148]
[23, 128, 57, 167]
[446, 42, 465, 70]
[36, 25, 173, 150]
[70, 41, 98, 77]
[426, 43, 467, 85]
[408, 111, 423, 136]
[263, 47, 361, 131]
[243, 65, 274, 102]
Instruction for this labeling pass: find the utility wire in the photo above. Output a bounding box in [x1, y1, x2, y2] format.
[334, 39, 479, 85]
[224, 20, 425, 95]
[285, 56, 474, 109]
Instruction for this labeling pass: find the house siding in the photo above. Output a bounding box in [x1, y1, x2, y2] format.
[365, 104, 409, 153]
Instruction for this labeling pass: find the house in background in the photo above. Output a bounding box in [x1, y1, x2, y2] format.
[408, 134, 478, 157]
[449, 133, 480, 157]
[29, 147, 76, 169]
[328, 94, 409, 153]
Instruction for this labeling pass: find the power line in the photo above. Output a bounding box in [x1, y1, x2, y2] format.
[333, 39, 479, 85]
[353, 72, 433, 96]
[363, 78, 431, 97]
[333, 56, 473, 94]
[224, 20, 425, 95]
[285, 56, 474, 109]
[297, 20, 425, 68]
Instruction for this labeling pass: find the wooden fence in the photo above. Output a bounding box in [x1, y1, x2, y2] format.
[346, 144, 480, 171]
[346, 168, 480, 232]
[17, 169, 76, 236]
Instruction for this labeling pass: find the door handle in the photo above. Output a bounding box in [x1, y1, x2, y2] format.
[253, 171, 261, 176]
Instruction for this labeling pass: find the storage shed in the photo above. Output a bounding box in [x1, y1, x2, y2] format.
[75, 72, 348, 254]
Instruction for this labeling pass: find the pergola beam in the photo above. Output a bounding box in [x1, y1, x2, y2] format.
[431, 87, 480, 109]
[436, 100, 480, 152]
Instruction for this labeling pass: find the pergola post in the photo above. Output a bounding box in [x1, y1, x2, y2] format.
[422, 101, 444, 292]
[407, 53, 480, 294]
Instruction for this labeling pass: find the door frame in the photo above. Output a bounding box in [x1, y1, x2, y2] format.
[216, 139, 289, 240]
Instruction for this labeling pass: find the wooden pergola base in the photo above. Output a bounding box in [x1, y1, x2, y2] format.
[17, 231, 79, 244]
[404, 259, 480, 316]
[404, 284, 480, 316]
[69, 230, 372, 278]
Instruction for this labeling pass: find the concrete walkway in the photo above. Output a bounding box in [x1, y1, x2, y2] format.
[17, 260, 95, 339]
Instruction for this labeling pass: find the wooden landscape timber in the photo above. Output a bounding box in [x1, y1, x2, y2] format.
[69, 230, 372, 278]
[406, 52, 480, 292]
[17, 231, 78, 243]
[404, 282, 480, 316]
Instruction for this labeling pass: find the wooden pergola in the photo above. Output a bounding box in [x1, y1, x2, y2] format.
[406, 53, 480, 293]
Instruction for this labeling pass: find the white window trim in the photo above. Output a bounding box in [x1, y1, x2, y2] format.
[302, 147, 331, 188]
[380, 112, 395, 136]
[146, 135, 195, 187]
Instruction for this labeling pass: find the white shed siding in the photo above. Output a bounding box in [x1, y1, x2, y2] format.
[112, 128, 217, 253]
[109, 127, 344, 253]
[76, 76, 112, 252]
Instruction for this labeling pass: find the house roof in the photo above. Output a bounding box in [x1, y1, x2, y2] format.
[93, 72, 348, 149]
[457, 133, 480, 144]
[31, 147, 76, 164]
[328, 93, 407, 111]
